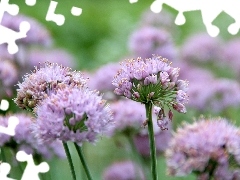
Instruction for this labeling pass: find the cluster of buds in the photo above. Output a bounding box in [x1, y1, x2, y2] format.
[112, 55, 189, 128]
[153, 106, 173, 130]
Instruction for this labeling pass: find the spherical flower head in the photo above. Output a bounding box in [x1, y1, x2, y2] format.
[107, 99, 146, 136]
[0, 114, 65, 159]
[31, 87, 114, 146]
[129, 27, 177, 60]
[0, 60, 18, 87]
[15, 62, 87, 111]
[103, 161, 145, 180]
[28, 49, 76, 69]
[112, 55, 188, 115]
[166, 117, 240, 179]
[1, 13, 52, 46]
[7, 113, 65, 159]
[181, 33, 222, 64]
[89, 62, 121, 100]
[223, 38, 240, 77]
[209, 78, 240, 112]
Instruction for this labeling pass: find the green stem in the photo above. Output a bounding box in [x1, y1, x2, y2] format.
[145, 103, 158, 180]
[0, 147, 6, 162]
[74, 143, 93, 180]
[127, 135, 149, 179]
[62, 142, 76, 180]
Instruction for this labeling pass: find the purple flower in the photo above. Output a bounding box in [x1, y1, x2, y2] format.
[0, 60, 18, 87]
[140, 9, 177, 32]
[1, 13, 52, 46]
[15, 62, 86, 110]
[31, 87, 114, 146]
[112, 55, 188, 116]
[0, 60, 18, 98]
[209, 78, 240, 112]
[128, 26, 177, 60]
[223, 39, 240, 77]
[181, 33, 223, 64]
[0, 113, 65, 159]
[107, 99, 146, 136]
[27, 49, 76, 68]
[88, 62, 121, 100]
[103, 161, 145, 180]
[166, 117, 240, 179]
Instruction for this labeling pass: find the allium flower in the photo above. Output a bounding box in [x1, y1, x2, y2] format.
[88, 62, 121, 100]
[140, 10, 176, 32]
[15, 62, 86, 110]
[0, 60, 18, 98]
[28, 49, 75, 68]
[209, 79, 240, 112]
[181, 33, 222, 64]
[223, 39, 240, 77]
[1, 13, 52, 46]
[0, 60, 18, 87]
[128, 27, 177, 60]
[103, 161, 145, 180]
[0, 114, 65, 159]
[31, 87, 114, 145]
[112, 55, 188, 128]
[166, 117, 240, 179]
[107, 99, 146, 136]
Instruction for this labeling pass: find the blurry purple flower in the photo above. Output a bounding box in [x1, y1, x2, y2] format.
[1, 13, 52, 46]
[14, 62, 86, 110]
[103, 161, 145, 180]
[140, 10, 176, 32]
[128, 26, 177, 60]
[27, 49, 75, 68]
[0, 113, 65, 159]
[166, 117, 240, 179]
[0, 60, 18, 87]
[32, 87, 114, 146]
[112, 55, 188, 119]
[223, 39, 240, 77]
[209, 78, 240, 112]
[88, 62, 121, 100]
[107, 99, 146, 136]
[181, 33, 223, 64]
[0, 60, 18, 98]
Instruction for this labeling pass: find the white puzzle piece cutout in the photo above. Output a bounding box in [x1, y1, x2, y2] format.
[0, 162, 16, 180]
[25, 0, 37, 6]
[16, 151, 49, 180]
[0, 0, 31, 54]
[0, 116, 19, 136]
[129, 0, 138, 4]
[71, 7, 82, 16]
[0, 99, 9, 111]
[46, 1, 65, 26]
[150, 0, 240, 37]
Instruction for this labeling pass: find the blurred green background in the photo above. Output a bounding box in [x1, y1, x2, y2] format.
[6, 0, 240, 179]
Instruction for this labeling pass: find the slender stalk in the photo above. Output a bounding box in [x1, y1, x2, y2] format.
[127, 135, 149, 179]
[0, 147, 6, 162]
[145, 103, 158, 180]
[74, 143, 93, 180]
[62, 142, 76, 180]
